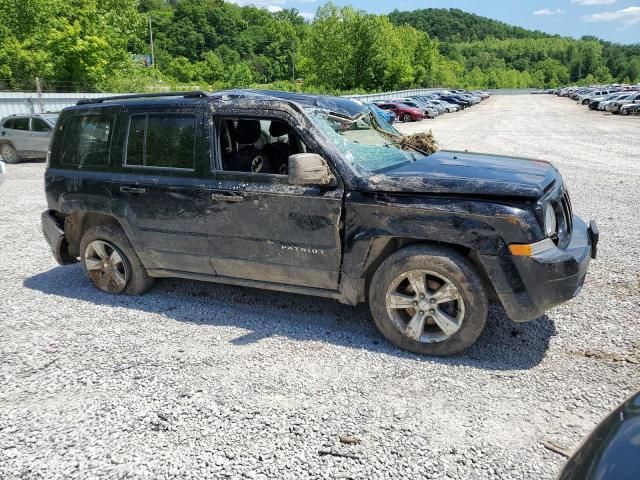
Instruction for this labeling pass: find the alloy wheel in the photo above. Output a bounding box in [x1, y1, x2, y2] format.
[1, 145, 17, 163]
[84, 239, 130, 293]
[385, 269, 465, 343]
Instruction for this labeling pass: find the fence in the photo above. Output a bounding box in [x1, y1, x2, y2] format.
[346, 88, 444, 103]
[486, 88, 538, 95]
[0, 92, 128, 118]
[346, 87, 538, 102]
[0, 88, 539, 118]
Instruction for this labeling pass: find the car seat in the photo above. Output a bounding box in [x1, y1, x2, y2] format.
[225, 120, 273, 174]
[261, 121, 298, 175]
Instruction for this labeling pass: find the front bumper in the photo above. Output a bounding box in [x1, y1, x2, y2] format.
[480, 216, 598, 322]
[41, 210, 76, 265]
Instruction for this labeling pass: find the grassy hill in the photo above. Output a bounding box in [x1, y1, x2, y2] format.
[389, 8, 552, 43]
[388, 7, 640, 88]
[0, 0, 638, 93]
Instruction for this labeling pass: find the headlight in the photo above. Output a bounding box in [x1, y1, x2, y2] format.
[544, 203, 557, 237]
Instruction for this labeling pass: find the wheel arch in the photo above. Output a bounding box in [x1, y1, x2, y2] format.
[362, 237, 498, 303]
[64, 211, 125, 258]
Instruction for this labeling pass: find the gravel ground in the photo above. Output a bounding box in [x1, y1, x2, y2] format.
[1, 94, 639, 479]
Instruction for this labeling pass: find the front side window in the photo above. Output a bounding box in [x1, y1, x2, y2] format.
[217, 117, 307, 176]
[307, 108, 423, 173]
[58, 115, 114, 166]
[125, 114, 196, 170]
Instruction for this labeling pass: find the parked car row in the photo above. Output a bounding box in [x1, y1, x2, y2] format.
[538, 85, 640, 116]
[0, 90, 491, 165]
[368, 89, 490, 123]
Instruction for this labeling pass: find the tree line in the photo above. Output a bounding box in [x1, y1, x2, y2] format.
[0, 0, 638, 94]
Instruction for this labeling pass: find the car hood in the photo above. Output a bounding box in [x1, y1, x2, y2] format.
[365, 150, 558, 198]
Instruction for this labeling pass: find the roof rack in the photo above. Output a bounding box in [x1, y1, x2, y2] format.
[76, 91, 209, 105]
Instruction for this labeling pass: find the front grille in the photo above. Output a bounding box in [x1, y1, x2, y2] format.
[561, 190, 573, 235]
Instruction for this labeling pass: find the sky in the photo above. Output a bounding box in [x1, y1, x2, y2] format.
[230, 0, 640, 44]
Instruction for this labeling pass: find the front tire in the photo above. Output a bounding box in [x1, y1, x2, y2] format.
[402, 113, 413, 122]
[369, 244, 488, 356]
[80, 225, 154, 295]
[1, 144, 19, 164]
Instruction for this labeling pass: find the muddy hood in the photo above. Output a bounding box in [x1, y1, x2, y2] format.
[366, 150, 559, 198]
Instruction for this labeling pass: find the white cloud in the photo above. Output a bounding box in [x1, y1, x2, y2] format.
[533, 8, 567, 15]
[228, 0, 315, 20]
[583, 6, 640, 26]
[572, 0, 616, 5]
[228, 0, 286, 7]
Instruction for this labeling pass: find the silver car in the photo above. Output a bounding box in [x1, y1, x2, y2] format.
[598, 91, 640, 112]
[605, 93, 640, 113]
[0, 113, 58, 164]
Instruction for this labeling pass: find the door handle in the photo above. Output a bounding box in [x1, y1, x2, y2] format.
[211, 192, 244, 202]
[120, 186, 146, 194]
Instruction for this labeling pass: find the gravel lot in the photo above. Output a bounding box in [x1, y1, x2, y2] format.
[1, 94, 639, 479]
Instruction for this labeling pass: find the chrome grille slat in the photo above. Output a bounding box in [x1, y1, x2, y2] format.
[561, 190, 573, 235]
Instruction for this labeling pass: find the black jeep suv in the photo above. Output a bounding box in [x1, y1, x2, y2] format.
[42, 90, 598, 356]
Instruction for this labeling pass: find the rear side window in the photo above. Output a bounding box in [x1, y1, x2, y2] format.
[125, 114, 196, 170]
[57, 115, 114, 166]
[9, 118, 29, 130]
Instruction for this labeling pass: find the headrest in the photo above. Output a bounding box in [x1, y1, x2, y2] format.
[269, 121, 290, 138]
[233, 120, 262, 144]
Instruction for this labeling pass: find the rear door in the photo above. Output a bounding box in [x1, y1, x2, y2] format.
[113, 109, 214, 275]
[205, 111, 344, 290]
[2, 117, 31, 152]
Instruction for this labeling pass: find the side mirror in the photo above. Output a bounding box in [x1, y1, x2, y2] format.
[288, 153, 335, 186]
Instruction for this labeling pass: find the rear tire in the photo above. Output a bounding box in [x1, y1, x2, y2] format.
[80, 225, 154, 295]
[369, 244, 488, 356]
[1, 144, 19, 164]
[402, 113, 412, 122]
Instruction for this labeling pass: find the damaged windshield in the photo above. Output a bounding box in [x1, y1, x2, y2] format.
[306, 107, 427, 173]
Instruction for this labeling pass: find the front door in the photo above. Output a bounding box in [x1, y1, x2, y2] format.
[29, 117, 53, 155]
[205, 114, 343, 290]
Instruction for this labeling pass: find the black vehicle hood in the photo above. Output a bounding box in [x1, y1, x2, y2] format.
[365, 150, 558, 198]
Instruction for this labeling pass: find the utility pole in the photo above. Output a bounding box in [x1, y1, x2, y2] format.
[148, 16, 155, 69]
[35, 77, 44, 113]
[292, 41, 296, 83]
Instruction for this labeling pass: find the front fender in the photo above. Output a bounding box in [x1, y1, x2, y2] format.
[342, 191, 541, 278]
